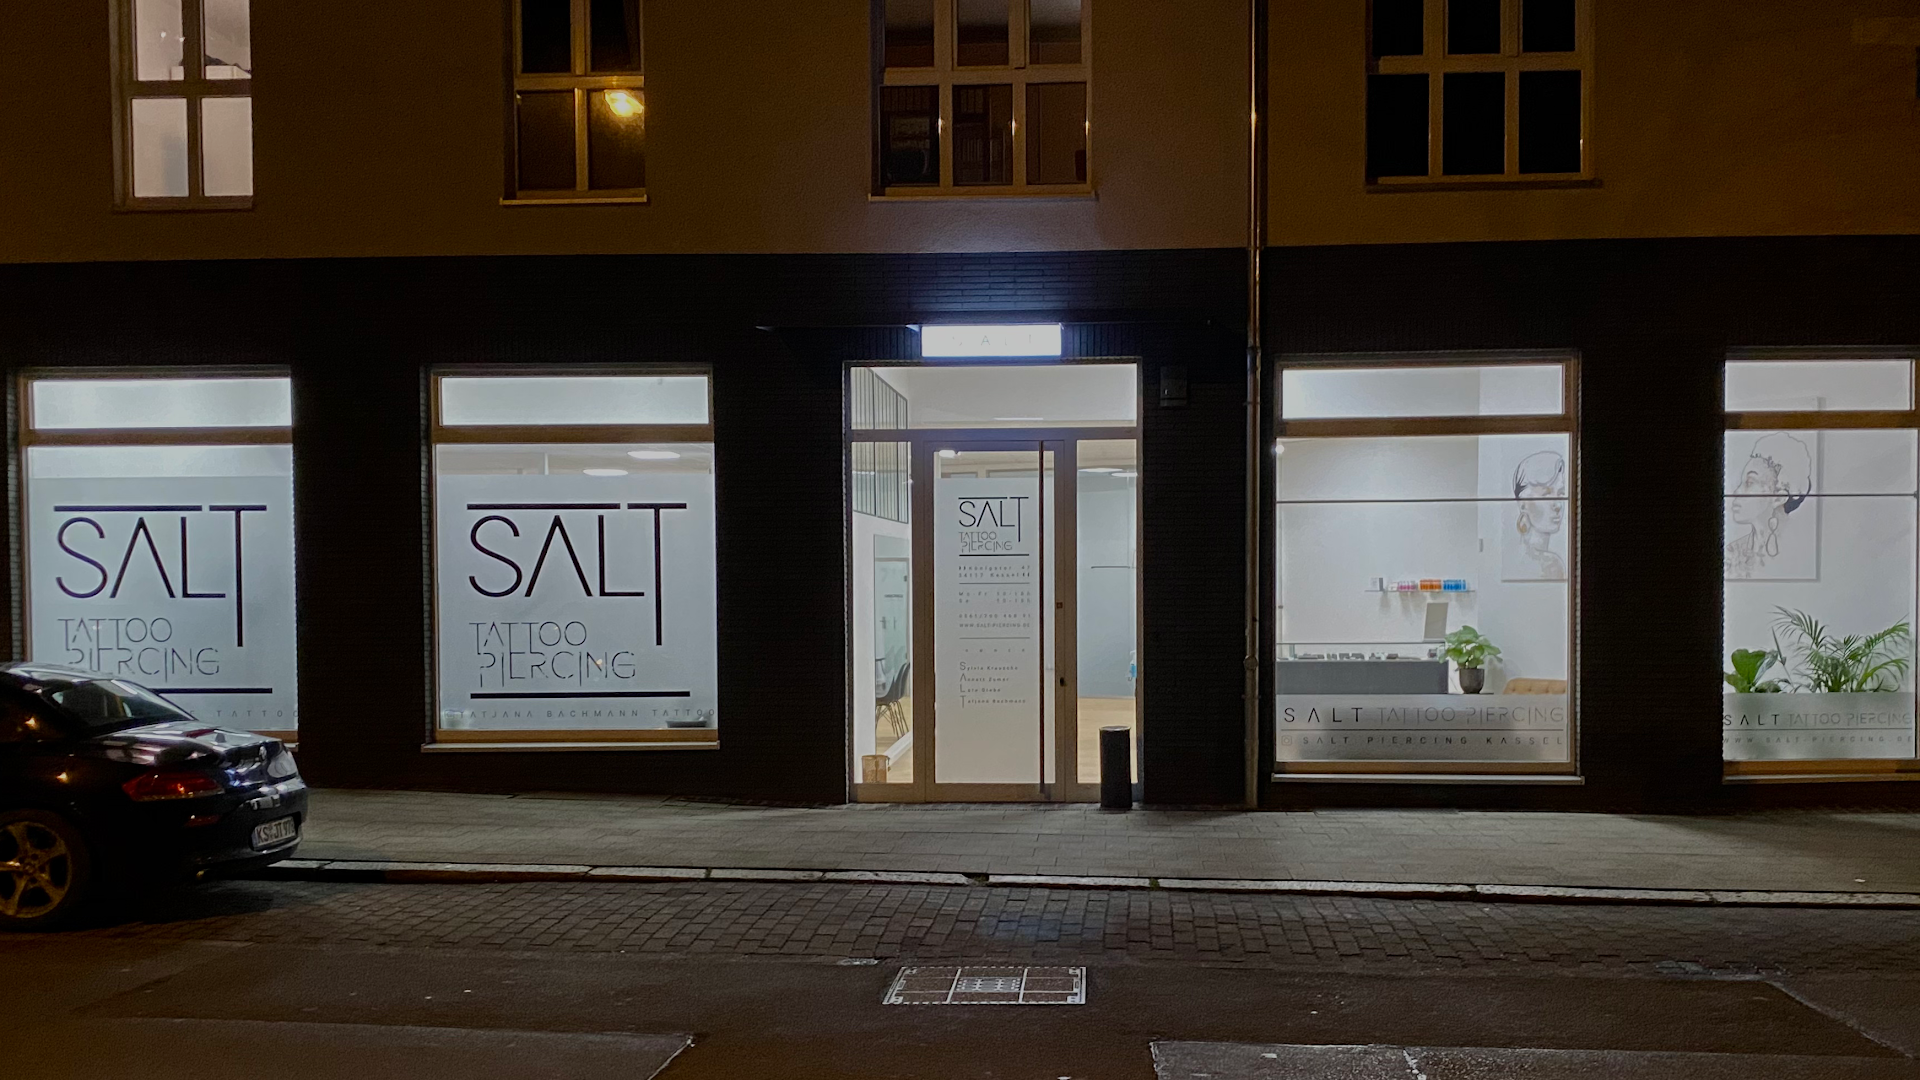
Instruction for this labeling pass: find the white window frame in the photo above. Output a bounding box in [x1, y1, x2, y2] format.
[508, 0, 648, 205]
[877, 0, 1093, 198]
[1369, 0, 1593, 186]
[110, 0, 254, 210]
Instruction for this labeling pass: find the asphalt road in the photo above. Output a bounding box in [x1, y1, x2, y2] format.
[3, 878, 1918, 1079]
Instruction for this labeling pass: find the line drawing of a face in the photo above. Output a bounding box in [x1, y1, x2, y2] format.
[1725, 432, 1812, 577]
[1512, 450, 1568, 579]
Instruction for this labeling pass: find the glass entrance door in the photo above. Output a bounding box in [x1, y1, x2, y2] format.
[926, 442, 1066, 796]
[850, 432, 1140, 802]
[842, 362, 1141, 802]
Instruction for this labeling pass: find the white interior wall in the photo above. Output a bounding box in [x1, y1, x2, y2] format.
[1078, 475, 1137, 697]
[851, 509, 912, 764]
[1723, 426, 1919, 685]
[1473, 366, 1571, 686]
[1276, 365, 1571, 689]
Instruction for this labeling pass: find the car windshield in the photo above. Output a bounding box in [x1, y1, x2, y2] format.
[43, 679, 194, 731]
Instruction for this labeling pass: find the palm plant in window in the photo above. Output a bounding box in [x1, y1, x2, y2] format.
[1770, 608, 1913, 693]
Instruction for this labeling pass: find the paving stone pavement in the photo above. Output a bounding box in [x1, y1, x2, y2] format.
[295, 788, 1920, 892]
[64, 879, 1920, 977]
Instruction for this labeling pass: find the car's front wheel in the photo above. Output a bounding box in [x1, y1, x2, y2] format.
[0, 809, 92, 931]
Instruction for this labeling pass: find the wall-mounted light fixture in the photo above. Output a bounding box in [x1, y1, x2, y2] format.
[919, 324, 1063, 359]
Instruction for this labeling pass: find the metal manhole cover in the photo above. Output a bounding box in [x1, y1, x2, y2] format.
[883, 966, 1086, 1005]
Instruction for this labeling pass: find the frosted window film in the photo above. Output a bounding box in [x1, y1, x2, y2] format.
[440, 376, 710, 426]
[131, 98, 190, 198]
[432, 443, 718, 733]
[32, 378, 291, 429]
[26, 445, 298, 731]
[201, 97, 253, 197]
[1725, 360, 1913, 412]
[1282, 365, 1564, 419]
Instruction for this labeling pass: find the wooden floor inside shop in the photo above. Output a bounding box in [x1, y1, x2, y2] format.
[865, 697, 1137, 790]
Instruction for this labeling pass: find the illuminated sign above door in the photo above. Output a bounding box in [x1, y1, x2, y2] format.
[920, 324, 1064, 359]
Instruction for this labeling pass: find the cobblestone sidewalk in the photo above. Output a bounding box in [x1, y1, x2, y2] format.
[70, 879, 1920, 976]
[294, 789, 1920, 893]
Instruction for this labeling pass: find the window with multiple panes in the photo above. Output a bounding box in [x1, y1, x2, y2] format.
[430, 372, 717, 745]
[511, 0, 646, 202]
[1274, 358, 1578, 776]
[878, 0, 1090, 194]
[112, 0, 254, 207]
[1366, 0, 1590, 184]
[21, 374, 297, 736]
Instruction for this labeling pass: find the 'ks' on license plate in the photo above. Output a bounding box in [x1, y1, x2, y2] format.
[251, 818, 297, 849]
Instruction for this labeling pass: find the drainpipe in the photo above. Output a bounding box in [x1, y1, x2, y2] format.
[1243, 0, 1269, 809]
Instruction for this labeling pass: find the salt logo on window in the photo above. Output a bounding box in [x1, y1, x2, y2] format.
[28, 466, 298, 730]
[434, 464, 718, 735]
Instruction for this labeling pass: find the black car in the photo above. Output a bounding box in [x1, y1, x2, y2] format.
[0, 664, 307, 929]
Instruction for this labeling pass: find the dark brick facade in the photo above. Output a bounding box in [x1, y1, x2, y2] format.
[2, 239, 1916, 808]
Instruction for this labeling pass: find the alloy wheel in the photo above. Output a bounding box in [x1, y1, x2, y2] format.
[0, 820, 74, 919]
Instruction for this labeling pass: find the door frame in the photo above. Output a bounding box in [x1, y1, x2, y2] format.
[851, 426, 1137, 803]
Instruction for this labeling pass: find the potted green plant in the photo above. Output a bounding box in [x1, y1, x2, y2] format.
[1722, 648, 1782, 693]
[1770, 608, 1912, 692]
[1443, 625, 1501, 694]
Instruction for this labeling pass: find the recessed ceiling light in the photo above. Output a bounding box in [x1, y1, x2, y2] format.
[1083, 467, 1120, 473]
[628, 450, 682, 460]
[938, 449, 959, 458]
[583, 468, 629, 477]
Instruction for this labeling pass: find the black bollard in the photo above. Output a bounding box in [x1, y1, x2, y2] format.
[1099, 725, 1132, 810]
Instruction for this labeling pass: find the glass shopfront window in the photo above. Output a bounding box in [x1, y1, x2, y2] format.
[22, 375, 298, 736]
[1722, 356, 1918, 774]
[1274, 359, 1575, 773]
[431, 371, 717, 745]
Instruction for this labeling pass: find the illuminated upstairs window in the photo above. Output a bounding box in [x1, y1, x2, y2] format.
[509, 0, 647, 203]
[112, 0, 253, 208]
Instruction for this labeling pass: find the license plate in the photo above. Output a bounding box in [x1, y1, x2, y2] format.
[251, 817, 298, 849]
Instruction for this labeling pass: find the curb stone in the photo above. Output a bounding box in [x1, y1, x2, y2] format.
[248, 859, 1920, 908]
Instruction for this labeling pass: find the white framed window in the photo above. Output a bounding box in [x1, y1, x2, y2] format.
[1722, 352, 1919, 778]
[510, 0, 647, 203]
[20, 373, 297, 737]
[1274, 356, 1579, 776]
[878, 0, 1091, 196]
[430, 370, 716, 746]
[1366, 0, 1591, 185]
[112, 0, 254, 208]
